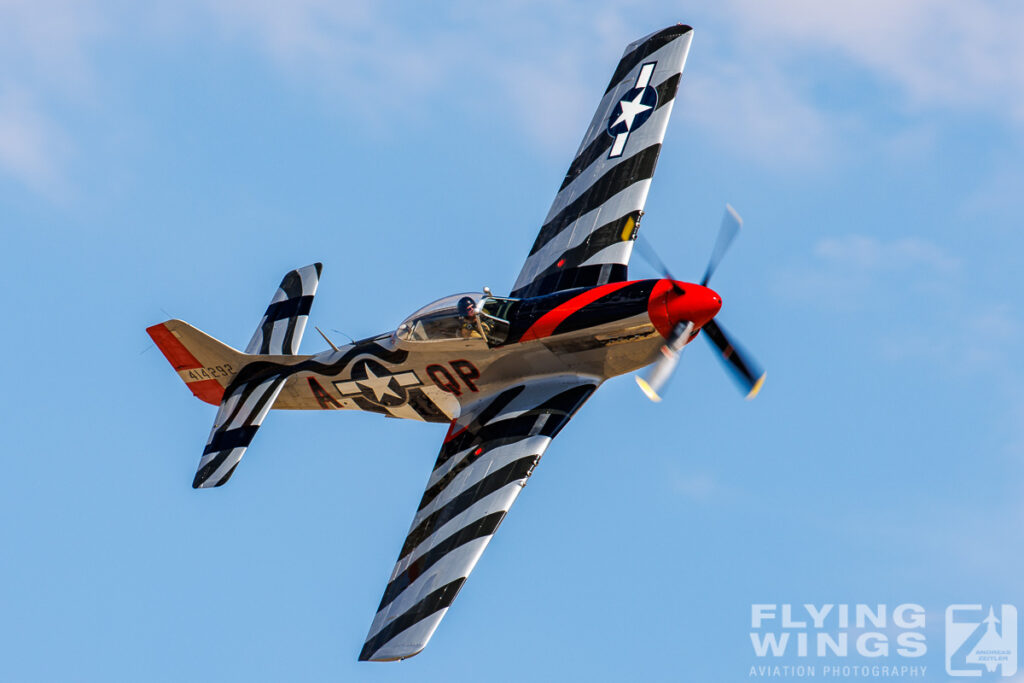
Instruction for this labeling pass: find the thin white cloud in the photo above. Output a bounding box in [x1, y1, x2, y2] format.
[84, 2, 1024, 171]
[0, 90, 66, 193]
[496, 58, 593, 153]
[202, 0, 375, 63]
[184, 2, 843, 165]
[192, 1, 638, 154]
[723, 1, 1024, 108]
[959, 163, 1024, 225]
[719, 0, 1024, 121]
[678, 60, 838, 169]
[4, 1, 1022, 192]
[660, 1, 1024, 168]
[671, 469, 728, 502]
[814, 235, 960, 274]
[0, 0, 103, 193]
[0, 0, 103, 92]
[199, 0, 446, 105]
[776, 233, 1022, 379]
[775, 233, 962, 308]
[878, 304, 1022, 372]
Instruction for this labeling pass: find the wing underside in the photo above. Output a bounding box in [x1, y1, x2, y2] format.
[511, 25, 694, 299]
[360, 375, 599, 661]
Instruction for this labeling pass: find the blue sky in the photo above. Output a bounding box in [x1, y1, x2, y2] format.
[3, 2, 1024, 681]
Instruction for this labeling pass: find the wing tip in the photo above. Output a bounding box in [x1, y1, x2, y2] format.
[639, 24, 693, 48]
[643, 23, 693, 41]
[359, 642, 427, 663]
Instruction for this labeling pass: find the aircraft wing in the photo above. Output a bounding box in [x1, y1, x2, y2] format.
[511, 25, 694, 299]
[360, 375, 599, 661]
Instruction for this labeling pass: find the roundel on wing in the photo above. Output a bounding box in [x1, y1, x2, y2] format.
[607, 85, 658, 137]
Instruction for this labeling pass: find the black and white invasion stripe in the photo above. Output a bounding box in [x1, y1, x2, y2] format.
[511, 25, 693, 299]
[193, 374, 286, 488]
[359, 376, 599, 661]
[244, 262, 322, 355]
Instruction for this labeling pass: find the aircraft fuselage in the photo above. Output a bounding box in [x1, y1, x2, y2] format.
[259, 278, 721, 420]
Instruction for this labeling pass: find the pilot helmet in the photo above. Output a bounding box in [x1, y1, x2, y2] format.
[457, 296, 477, 317]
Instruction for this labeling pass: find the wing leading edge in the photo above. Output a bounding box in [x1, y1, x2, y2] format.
[511, 25, 694, 299]
[360, 375, 599, 661]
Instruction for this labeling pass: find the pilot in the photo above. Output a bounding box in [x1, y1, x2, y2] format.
[457, 297, 483, 339]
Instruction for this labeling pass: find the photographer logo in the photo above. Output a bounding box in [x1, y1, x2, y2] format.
[945, 604, 1017, 677]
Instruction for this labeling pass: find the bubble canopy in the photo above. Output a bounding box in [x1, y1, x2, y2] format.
[395, 293, 515, 344]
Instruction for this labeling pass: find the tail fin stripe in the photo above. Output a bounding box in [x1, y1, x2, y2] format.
[263, 295, 314, 324]
[279, 297, 313, 355]
[279, 269, 304, 299]
[280, 317, 298, 357]
[254, 322, 272, 355]
[246, 263, 321, 355]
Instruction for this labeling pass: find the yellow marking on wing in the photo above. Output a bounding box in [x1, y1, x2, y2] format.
[620, 215, 636, 242]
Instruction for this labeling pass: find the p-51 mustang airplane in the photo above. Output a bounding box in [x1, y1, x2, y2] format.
[147, 24, 763, 661]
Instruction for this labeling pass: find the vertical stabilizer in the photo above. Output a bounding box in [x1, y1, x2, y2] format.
[246, 262, 322, 355]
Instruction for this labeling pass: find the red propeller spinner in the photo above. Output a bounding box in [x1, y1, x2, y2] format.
[647, 279, 722, 339]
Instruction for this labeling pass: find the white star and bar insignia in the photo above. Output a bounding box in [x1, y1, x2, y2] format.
[334, 360, 422, 406]
[607, 61, 658, 158]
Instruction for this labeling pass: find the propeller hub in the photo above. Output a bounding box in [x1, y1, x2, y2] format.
[647, 279, 722, 338]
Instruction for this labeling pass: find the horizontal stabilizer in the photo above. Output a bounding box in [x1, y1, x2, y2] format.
[193, 373, 286, 488]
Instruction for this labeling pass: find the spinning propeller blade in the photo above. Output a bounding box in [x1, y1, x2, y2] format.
[701, 319, 765, 399]
[634, 232, 676, 282]
[636, 203, 765, 401]
[636, 322, 693, 402]
[700, 204, 742, 287]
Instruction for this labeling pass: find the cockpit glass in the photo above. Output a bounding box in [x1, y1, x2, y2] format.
[479, 297, 514, 345]
[395, 293, 517, 345]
